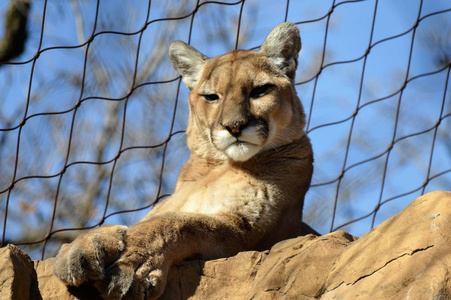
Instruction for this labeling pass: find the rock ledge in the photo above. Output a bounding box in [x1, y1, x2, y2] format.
[1, 191, 450, 299]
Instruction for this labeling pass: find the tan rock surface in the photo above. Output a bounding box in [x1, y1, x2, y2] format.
[33, 258, 80, 299]
[322, 190, 451, 299]
[0, 191, 450, 299]
[0, 244, 34, 300]
[162, 231, 355, 300]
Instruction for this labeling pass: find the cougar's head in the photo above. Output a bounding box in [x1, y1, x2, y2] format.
[169, 23, 306, 162]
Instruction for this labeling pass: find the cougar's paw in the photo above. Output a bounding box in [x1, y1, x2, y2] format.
[105, 255, 167, 300]
[53, 224, 128, 287]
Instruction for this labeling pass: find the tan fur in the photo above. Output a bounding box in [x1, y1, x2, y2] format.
[53, 23, 314, 300]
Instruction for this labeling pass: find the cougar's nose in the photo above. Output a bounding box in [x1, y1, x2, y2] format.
[224, 120, 248, 137]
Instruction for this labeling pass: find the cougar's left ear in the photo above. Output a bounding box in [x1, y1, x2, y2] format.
[169, 41, 208, 90]
[259, 22, 301, 80]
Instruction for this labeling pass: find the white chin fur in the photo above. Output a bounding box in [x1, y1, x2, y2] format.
[225, 142, 261, 162]
[212, 126, 265, 161]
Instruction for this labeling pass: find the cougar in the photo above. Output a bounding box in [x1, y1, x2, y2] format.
[53, 22, 314, 299]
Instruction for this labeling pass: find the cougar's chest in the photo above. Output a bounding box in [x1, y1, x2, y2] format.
[175, 166, 274, 216]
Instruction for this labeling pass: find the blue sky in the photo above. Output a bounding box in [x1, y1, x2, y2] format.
[0, 0, 450, 258]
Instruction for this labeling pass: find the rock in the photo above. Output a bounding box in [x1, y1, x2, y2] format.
[322, 190, 451, 299]
[162, 231, 356, 300]
[0, 244, 34, 300]
[0, 191, 450, 299]
[33, 258, 80, 299]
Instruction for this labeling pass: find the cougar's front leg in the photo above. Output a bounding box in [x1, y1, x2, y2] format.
[105, 212, 249, 300]
[53, 224, 128, 287]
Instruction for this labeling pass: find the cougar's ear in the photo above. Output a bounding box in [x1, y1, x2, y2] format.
[169, 41, 208, 90]
[260, 22, 301, 80]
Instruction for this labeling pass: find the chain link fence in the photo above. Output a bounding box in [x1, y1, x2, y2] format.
[0, 0, 450, 260]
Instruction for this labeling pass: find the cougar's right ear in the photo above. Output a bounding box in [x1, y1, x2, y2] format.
[169, 41, 208, 90]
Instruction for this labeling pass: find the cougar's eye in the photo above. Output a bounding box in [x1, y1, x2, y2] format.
[202, 94, 219, 102]
[250, 84, 274, 98]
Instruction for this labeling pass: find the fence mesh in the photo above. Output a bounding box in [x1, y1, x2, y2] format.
[0, 0, 450, 260]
